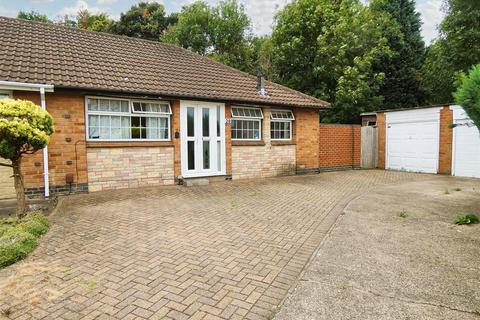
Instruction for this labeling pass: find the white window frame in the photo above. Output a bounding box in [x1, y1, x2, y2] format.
[85, 96, 171, 142]
[131, 100, 172, 115]
[270, 109, 294, 141]
[231, 106, 263, 141]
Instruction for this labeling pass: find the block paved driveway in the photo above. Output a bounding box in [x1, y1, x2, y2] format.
[0, 170, 424, 320]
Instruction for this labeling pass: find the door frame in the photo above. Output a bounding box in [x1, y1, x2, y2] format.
[180, 100, 226, 178]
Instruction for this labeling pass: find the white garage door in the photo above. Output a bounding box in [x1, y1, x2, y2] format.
[386, 108, 440, 174]
[452, 106, 480, 178]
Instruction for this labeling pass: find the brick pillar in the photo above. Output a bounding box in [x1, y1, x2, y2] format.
[172, 100, 181, 179]
[295, 108, 320, 173]
[438, 106, 453, 174]
[377, 112, 386, 169]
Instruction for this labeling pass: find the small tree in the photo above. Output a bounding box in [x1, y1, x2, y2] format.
[454, 64, 480, 129]
[0, 99, 54, 217]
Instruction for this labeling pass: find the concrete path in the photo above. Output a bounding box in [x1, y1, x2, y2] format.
[0, 170, 423, 320]
[275, 176, 480, 320]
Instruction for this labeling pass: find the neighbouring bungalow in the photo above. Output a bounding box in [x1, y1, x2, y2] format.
[0, 16, 332, 199]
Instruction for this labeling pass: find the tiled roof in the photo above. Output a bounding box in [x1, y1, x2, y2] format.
[0, 17, 329, 109]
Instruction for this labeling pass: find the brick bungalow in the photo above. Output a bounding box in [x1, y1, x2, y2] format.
[0, 17, 332, 198]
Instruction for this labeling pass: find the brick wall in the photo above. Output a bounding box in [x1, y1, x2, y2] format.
[438, 106, 453, 174]
[294, 108, 319, 173]
[172, 100, 181, 179]
[231, 107, 296, 179]
[376, 112, 386, 169]
[318, 124, 360, 171]
[87, 147, 174, 192]
[14, 91, 88, 196]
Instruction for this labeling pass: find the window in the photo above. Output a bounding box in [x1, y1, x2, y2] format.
[231, 106, 263, 140]
[270, 110, 294, 140]
[0, 90, 12, 100]
[86, 97, 171, 141]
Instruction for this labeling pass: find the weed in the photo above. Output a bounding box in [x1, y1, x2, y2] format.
[0, 307, 11, 317]
[454, 214, 479, 225]
[339, 281, 349, 289]
[444, 188, 450, 194]
[399, 210, 408, 218]
[453, 187, 463, 192]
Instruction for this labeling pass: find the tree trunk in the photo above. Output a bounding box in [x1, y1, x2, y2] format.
[12, 158, 26, 218]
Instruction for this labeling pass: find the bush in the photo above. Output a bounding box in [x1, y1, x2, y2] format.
[454, 214, 480, 225]
[454, 64, 480, 130]
[0, 212, 49, 268]
[0, 229, 38, 268]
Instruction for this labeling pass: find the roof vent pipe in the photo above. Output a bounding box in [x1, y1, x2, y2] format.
[257, 70, 266, 96]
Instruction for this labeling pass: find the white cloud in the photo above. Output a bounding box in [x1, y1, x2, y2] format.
[58, 0, 101, 16]
[243, 0, 290, 35]
[416, 0, 445, 44]
[96, 0, 118, 5]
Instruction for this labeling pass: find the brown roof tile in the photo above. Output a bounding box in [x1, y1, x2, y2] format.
[0, 16, 329, 108]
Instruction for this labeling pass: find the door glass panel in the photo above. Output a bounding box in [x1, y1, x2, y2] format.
[188, 141, 195, 170]
[202, 108, 210, 137]
[203, 141, 210, 169]
[187, 107, 194, 137]
[217, 141, 221, 171]
[216, 106, 221, 137]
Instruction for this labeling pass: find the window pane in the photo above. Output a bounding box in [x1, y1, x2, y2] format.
[203, 141, 210, 169]
[188, 141, 195, 170]
[231, 107, 262, 119]
[89, 127, 99, 139]
[110, 100, 121, 112]
[88, 99, 98, 111]
[217, 141, 221, 171]
[187, 107, 195, 137]
[202, 108, 210, 137]
[99, 99, 109, 111]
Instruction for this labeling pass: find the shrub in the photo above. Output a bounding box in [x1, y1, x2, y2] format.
[0, 229, 38, 268]
[454, 64, 480, 130]
[0, 212, 49, 268]
[454, 214, 480, 225]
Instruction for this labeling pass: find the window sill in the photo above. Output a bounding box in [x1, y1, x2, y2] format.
[86, 141, 174, 148]
[271, 140, 296, 146]
[231, 140, 266, 146]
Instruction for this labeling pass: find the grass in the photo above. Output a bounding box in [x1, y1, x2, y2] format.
[0, 213, 49, 269]
[454, 214, 479, 225]
[453, 187, 463, 192]
[444, 187, 450, 194]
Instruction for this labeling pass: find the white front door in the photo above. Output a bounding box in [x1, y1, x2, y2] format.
[180, 101, 226, 178]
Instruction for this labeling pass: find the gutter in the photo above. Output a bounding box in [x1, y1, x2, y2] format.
[0, 81, 54, 198]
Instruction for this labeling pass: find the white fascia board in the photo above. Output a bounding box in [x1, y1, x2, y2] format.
[0, 81, 54, 92]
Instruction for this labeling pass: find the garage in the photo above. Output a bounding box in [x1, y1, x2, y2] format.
[386, 108, 441, 174]
[452, 105, 480, 178]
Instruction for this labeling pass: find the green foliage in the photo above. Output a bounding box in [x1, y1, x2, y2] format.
[162, 1, 211, 54]
[0, 213, 49, 268]
[77, 10, 114, 33]
[271, 0, 401, 123]
[17, 10, 51, 23]
[454, 65, 480, 129]
[399, 209, 408, 218]
[163, 0, 254, 73]
[422, 0, 480, 104]
[0, 99, 54, 161]
[370, 0, 426, 110]
[112, 1, 177, 40]
[454, 214, 479, 225]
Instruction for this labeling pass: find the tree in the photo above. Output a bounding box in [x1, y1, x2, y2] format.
[271, 0, 401, 123]
[112, 1, 177, 40]
[162, 0, 254, 73]
[0, 99, 54, 217]
[454, 65, 480, 129]
[421, 0, 480, 104]
[17, 10, 51, 23]
[162, 1, 211, 54]
[370, 0, 426, 109]
[77, 10, 114, 32]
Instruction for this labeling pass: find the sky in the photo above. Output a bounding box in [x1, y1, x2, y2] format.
[0, 0, 445, 44]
